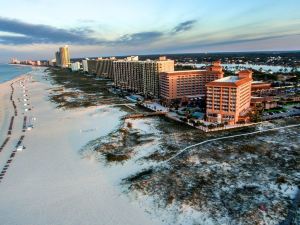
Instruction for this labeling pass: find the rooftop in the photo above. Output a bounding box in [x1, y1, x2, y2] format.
[213, 76, 240, 83]
[163, 70, 207, 74]
[114, 59, 174, 63]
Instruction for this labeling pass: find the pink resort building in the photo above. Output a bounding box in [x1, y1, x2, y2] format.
[206, 70, 253, 125]
[159, 61, 224, 103]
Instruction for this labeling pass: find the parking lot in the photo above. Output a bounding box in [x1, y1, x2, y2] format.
[263, 104, 300, 120]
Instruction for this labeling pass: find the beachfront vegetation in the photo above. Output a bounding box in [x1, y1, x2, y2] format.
[48, 68, 127, 108]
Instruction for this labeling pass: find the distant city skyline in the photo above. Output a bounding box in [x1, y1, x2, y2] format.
[0, 0, 299, 63]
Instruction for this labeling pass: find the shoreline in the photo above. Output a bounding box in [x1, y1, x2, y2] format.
[0, 64, 34, 84]
[0, 69, 161, 225]
[1, 68, 299, 225]
[0, 74, 29, 140]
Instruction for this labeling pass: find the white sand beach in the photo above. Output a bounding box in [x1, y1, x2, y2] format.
[0, 81, 10, 141]
[0, 68, 162, 225]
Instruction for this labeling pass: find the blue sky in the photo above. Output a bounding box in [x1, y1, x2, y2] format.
[0, 0, 299, 62]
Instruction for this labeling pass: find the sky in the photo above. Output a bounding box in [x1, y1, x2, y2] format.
[0, 0, 299, 62]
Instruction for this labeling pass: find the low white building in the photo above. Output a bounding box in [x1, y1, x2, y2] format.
[71, 62, 81, 71]
[49, 59, 56, 67]
[126, 56, 139, 61]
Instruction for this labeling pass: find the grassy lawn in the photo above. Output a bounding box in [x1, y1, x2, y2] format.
[264, 108, 287, 113]
[282, 102, 300, 106]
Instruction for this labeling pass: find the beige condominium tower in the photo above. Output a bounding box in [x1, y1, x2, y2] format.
[87, 57, 116, 79]
[59, 45, 70, 68]
[113, 56, 174, 98]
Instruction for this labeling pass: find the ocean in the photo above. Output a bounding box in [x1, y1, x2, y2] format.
[0, 64, 33, 84]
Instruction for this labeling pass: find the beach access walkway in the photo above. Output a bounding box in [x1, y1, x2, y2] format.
[164, 123, 300, 163]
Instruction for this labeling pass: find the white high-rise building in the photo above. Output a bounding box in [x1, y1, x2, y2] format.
[82, 59, 89, 72]
[55, 51, 61, 67]
[71, 62, 81, 71]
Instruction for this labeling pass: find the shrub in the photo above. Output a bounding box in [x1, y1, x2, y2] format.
[106, 153, 130, 162]
[276, 176, 286, 184]
[181, 117, 188, 122]
[239, 145, 257, 154]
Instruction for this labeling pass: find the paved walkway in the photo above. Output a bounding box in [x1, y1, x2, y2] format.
[102, 103, 136, 107]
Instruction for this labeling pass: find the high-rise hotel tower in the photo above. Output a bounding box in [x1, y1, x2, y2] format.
[59, 45, 70, 68]
[159, 61, 224, 103]
[113, 56, 174, 98]
[206, 70, 253, 124]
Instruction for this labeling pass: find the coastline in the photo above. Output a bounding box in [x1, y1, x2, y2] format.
[0, 74, 28, 141]
[0, 64, 33, 84]
[0, 67, 299, 224]
[0, 69, 161, 225]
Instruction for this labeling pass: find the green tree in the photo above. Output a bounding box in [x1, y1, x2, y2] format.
[248, 107, 262, 123]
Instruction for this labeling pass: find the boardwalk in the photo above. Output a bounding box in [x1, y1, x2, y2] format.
[123, 112, 166, 119]
[22, 116, 27, 132]
[7, 116, 14, 135]
[123, 104, 139, 112]
[0, 135, 25, 182]
[0, 137, 10, 152]
[101, 103, 136, 107]
[164, 123, 300, 163]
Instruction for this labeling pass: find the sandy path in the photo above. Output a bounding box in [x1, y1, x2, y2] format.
[0, 69, 161, 225]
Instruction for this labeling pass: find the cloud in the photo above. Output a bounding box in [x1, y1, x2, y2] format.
[0, 17, 100, 45]
[69, 26, 95, 35]
[157, 33, 300, 53]
[0, 35, 35, 45]
[110, 20, 198, 45]
[172, 20, 197, 33]
[8, 17, 295, 54]
[0, 17, 199, 47]
[197, 34, 300, 48]
[77, 19, 97, 24]
[116, 31, 163, 45]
